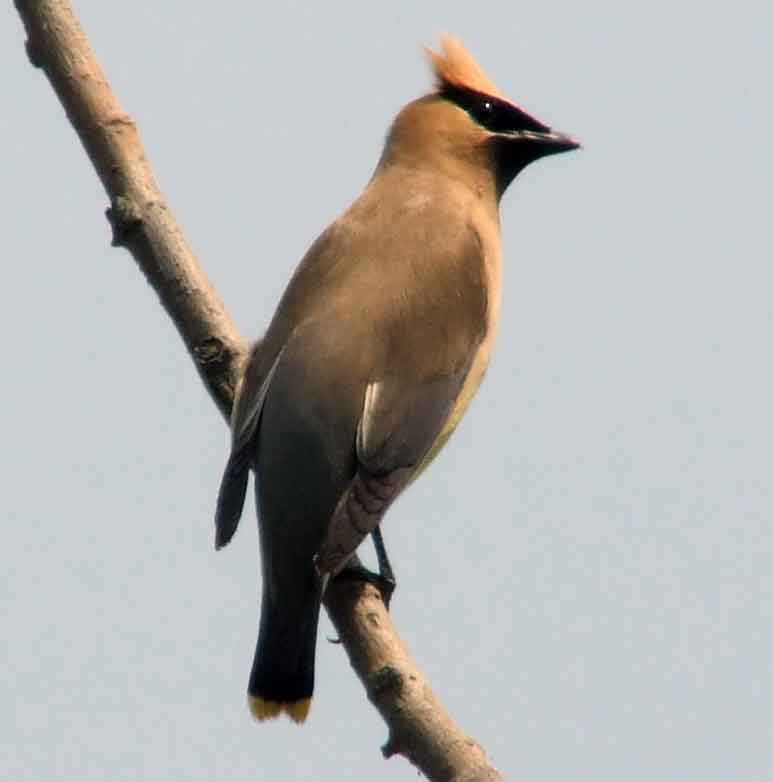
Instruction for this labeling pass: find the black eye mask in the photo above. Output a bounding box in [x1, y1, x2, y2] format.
[441, 84, 550, 135]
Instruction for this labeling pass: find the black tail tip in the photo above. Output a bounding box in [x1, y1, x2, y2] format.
[248, 695, 311, 724]
[214, 522, 235, 551]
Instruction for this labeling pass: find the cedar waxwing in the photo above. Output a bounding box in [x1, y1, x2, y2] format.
[215, 36, 579, 724]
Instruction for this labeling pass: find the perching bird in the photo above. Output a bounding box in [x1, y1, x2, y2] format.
[215, 36, 579, 724]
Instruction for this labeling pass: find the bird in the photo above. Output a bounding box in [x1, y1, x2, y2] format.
[214, 35, 579, 724]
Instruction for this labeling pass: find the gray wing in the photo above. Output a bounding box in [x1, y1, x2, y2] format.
[315, 367, 470, 575]
[214, 346, 283, 550]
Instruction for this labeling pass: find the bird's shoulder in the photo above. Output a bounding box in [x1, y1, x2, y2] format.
[294, 181, 490, 315]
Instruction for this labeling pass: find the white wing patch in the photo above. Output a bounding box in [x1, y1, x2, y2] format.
[356, 379, 384, 458]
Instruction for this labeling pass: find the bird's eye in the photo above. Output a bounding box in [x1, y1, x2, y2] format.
[444, 86, 550, 134]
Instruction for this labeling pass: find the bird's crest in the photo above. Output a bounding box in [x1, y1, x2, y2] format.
[425, 35, 505, 100]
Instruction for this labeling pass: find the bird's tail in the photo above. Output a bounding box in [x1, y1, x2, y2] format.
[247, 587, 322, 724]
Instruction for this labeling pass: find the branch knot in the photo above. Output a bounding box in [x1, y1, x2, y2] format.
[24, 37, 44, 68]
[106, 196, 143, 247]
[194, 336, 228, 365]
[370, 665, 405, 699]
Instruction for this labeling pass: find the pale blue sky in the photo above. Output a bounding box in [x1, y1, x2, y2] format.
[2, 2, 772, 780]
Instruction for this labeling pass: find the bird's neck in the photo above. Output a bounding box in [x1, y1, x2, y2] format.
[372, 155, 500, 219]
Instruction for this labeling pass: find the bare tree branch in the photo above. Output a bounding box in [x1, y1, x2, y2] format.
[15, 0, 245, 417]
[14, 2, 503, 780]
[326, 580, 504, 781]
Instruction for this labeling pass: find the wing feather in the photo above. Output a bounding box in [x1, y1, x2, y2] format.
[316, 368, 470, 575]
[214, 348, 283, 549]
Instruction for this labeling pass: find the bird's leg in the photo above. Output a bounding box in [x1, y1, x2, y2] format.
[371, 527, 396, 590]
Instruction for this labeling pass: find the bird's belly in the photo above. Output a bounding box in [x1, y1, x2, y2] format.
[413, 245, 502, 479]
[413, 330, 497, 479]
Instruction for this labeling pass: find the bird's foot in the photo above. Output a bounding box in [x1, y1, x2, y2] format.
[336, 562, 396, 609]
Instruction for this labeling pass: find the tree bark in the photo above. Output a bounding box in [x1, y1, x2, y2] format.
[13, 2, 503, 780]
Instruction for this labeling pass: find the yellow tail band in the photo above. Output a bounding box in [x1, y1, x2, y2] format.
[248, 695, 312, 724]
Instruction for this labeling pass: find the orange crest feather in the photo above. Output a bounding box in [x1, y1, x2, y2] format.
[425, 35, 504, 99]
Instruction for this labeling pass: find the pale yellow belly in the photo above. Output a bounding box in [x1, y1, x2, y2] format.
[413, 240, 502, 480]
[413, 328, 498, 479]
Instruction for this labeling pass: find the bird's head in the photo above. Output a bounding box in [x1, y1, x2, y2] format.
[379, 36, 580, 199]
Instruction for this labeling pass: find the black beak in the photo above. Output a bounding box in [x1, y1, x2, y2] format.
[520, 128, 582, 154]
